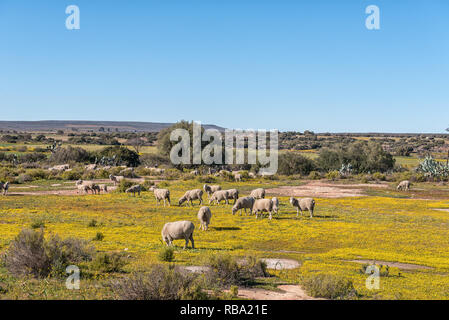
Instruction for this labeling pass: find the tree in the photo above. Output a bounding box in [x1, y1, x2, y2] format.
[277, 152, 316, 175]
[126, 137, 145, 154]
[99, 146, 140, 167]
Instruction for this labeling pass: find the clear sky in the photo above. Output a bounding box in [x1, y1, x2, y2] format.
[1, 0, 448, 133]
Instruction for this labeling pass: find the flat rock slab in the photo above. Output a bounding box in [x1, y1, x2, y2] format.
[433, 209, 449, 212]
[349, 259, 433, 270]
[180, 266, 211, 274]
[232, 285, 319, 300]
[261, 258, 300, 270]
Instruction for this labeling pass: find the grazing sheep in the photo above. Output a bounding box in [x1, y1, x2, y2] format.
[126, 185, 141, 197]
[75, 179, 83, 186]
[77, 184, 89, 194]
[225, 189, 239, 204]
[161, 221, 195, 249]
[203, 184, 222, 197]
[89, 184, 100, 194]
[234, 173, 242, 182]
[99, 184, 108, 193]
[272, 197, 279, 215]
[2, 182, 9, 196]
[250, 188, 266, 199]
[232, 196, 255, 216]
[153, 188, 171, 206]
[290, 197, 315, 218]
[197, 206, 212, 231]
[209, 190, 230, 205]
[252, 199, 274, 220]
[109, 174, 124, 186]
[178, 189, 203, 206]
[190, 169, 199, 176]
[85, 164, 97, 171]
[397, 180, 411, 191]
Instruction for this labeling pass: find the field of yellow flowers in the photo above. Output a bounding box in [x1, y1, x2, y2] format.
[1, 179, 449, 299]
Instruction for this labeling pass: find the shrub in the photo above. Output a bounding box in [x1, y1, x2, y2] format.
[16, 173, 32, 184]
[4, 229, 94, 278]
[205, 254, 266, 287]
[30, 219, 45, 229]
[88, 219, 98, 227]
[308, 171, 321, 180]
[111, 265, 208, 300]
[117, 179, 134, 193]
[372, 172, 386, 181]
[91, 252, 126, 273]
[302, 274, 357, 299]
[325, 170, 340, 181]
[93, 232, 104, 241]
[158, 246, 175, 262]
[49, 146, 91, 164]
[278, 152, 316, 176]
[196, 175, 217, 184]
[98, 146, 140, 167]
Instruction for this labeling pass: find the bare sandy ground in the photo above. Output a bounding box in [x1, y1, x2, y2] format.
[266, 180, 389, 198]
[349, 259, 433, 270]
[231, 285, 318, 300]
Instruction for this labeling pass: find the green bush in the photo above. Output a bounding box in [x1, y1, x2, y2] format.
[302, 274, 357, 299]
[308, 171, 321, 180]
[91, 252, 126, 273]
[93, 232, 104, 241]
[372, 172, 386, 181]
[325, 170, 340, 181]
[158, 246, 175, 262]
[278, 152, 316, 175]
[117, 179, 134, 193]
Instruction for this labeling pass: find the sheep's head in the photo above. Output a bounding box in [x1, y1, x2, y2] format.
[178, 196, 186, 206]
[289, 197, 296, 205]
[231, 205, 238, 215]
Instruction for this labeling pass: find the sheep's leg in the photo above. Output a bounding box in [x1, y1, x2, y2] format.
[189, 234, 195, 249]
[296, 208, 299, 218]
[269, 211, 272, 220]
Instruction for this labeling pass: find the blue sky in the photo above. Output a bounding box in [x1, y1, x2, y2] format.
[0, 0, 448, 132]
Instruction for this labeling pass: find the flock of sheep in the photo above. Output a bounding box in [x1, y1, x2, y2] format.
[157, 183, 316, 249]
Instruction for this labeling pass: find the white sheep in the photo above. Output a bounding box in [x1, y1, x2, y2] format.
[153, 188, 171, 206]
[397, 180, 411, 191]
[109, 174, 124, 186]
[178, 189, 203, 206]
[250, 188, 265, 199]
[272, 197, 279, 215]
[161, 221, 195, 249]
[203, 184, 222, 197]
[209, 190, 230, 205]
[126, 185, 141, 197]
[197, 206, 212, 231]
[77, 184, 89, 194]
[2, 182, 9, 196]
[289, 197, 315, 218]
[225, 188, 239, 204]
[234, 173, 242, 182]
[99, 184, 108, 193]
[252, 199, 274, 220]
[232, 196, 255, 216]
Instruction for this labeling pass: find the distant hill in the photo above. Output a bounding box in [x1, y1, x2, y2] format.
[0, 120, 225, 132]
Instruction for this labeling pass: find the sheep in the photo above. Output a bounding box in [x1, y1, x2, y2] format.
[203, 184, 222, 197]
[161, 221, 195, 249]
[90, 184, 101, 195]
[77, 184, 89, 194]
[153, 188, 171, 206]
[75, 179, 83, 186]
[272, 197, 279, 215]
[290, 197, 315, 218]
[250, 188, 265, 199]
[178, 189, 203, 206]
[252, 199, 274, 220]
[2, 182, 9, 196]
[126, 185, 141, 197]
[190, 169, 199, 176]
[248, 172, 256, 178]
[234, 173, 242, 182]
[397, 180, 411, 191]
[209, 190, 230, 205]
[232, 196, 255, 216]
[197, 206, 212, 231]
[225, 188, 239, 204]
[99, 184, 108, 193]
[109, 174, 124, 186]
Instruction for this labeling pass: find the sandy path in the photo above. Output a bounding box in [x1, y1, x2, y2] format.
[234, 285, 318, 300]
[266, 181, 389, 198]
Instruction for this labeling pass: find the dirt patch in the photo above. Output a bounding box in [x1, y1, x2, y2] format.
[261, 258, 300, 270]
[180, 266, 211, 274]
[433, 209, 449, 212]
[266, 180, 389, 198]
[231, 285, 318, 300]
[349, 259, 433, 270]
